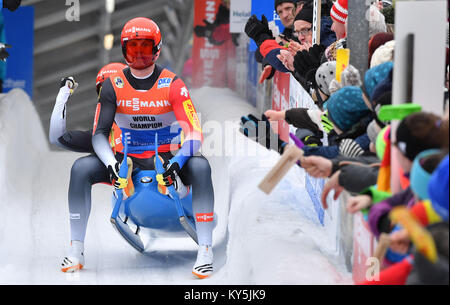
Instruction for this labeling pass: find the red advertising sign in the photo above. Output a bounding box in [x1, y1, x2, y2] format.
[272, 71, 291, 143]
[192, 0, 228, 88]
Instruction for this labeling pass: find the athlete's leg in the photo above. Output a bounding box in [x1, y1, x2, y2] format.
[178, 155, 215, 246]
[62, 155, 110, 272]
[178, 155, 215, 278]
[68, 154, 110, 242]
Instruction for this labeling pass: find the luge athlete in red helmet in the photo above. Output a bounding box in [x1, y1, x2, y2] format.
[91, 18, 215, 279]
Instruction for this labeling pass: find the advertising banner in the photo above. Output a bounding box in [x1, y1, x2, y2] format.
[2, 6, 34, 98]
[192, 0, 228, 88]
[353, 213, 376, 283]
[271, 71, 290, 142]
[229, 0, 251, 33]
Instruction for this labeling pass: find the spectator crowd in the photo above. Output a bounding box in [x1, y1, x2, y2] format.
[241, 0, 449, 285]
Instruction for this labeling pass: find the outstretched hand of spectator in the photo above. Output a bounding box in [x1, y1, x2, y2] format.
[346, 195, 372, 214]
[264, 109, 286, 122]
[301, 156, 332, 178]
[321, 170, 344, 209]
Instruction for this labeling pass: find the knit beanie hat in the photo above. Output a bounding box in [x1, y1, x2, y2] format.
[370, 68, 393, 104]
[315, 61, 336, 96]
[368, 32, 394, 66]
[367, 119, 382, 144]
[364, 61, 394, 100]
[428, 155, 449, 221]
[294, 5, 314, 24]
[275, 0, 298, 11]
[326, 86, 371, 132]
[330, 0, 348, 24]
[395, 115, 443, 162]
[340, 64, 362, 87]
[370, 40, 395, 68]
[329, 64, 362, 94]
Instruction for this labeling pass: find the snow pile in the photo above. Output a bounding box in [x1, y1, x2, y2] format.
[0, 89, 54, 283]
[0, 88, 351, 284]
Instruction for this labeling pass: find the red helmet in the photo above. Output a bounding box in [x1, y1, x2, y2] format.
[121, 17, 162, 69]
[96, 62, 127, 94]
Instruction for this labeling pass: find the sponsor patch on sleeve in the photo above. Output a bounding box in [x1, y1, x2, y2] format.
[92, 103, 101, 134]
[182, 99, 202, 133]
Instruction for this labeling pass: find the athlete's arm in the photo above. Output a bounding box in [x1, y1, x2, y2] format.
[49, 79, 94, 152]
[92, 78, 118, 168]
[49, 84, 71, 145]
[56, 131, 94, 153]
[169, 78, 203, 169]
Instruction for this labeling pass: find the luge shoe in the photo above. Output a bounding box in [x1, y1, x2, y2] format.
[192, 245, 213, 279]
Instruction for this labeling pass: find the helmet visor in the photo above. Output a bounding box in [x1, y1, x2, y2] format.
[124, 39, 155, 69]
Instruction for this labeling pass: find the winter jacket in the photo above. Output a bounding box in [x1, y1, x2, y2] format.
[285, 108, 322, 134]
[302, 133, 371, 159]
[368, 187, 415, 238]
[319, 16, 336, 48]
[330, 153, 380, 175]
[338, 162, 380, 194]
[259, 39, 291, 73]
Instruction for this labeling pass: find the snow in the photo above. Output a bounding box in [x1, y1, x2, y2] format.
[0, 88, 352, 284]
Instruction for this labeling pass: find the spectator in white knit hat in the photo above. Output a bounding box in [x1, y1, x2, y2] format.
[370, 40, 395, 68]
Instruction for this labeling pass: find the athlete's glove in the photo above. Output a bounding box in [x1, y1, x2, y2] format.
[108, 161, 128, 189]
[156, 161, 181, 187]
[60, 76, 79, 95]
[240, 113, 287, 154]
[0, 43, 11, 62]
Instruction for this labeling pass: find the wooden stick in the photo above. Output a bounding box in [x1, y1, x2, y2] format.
[258, 145, 304, 195]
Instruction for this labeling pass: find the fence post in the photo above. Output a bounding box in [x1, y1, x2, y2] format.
[347, 0, 370, 76]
